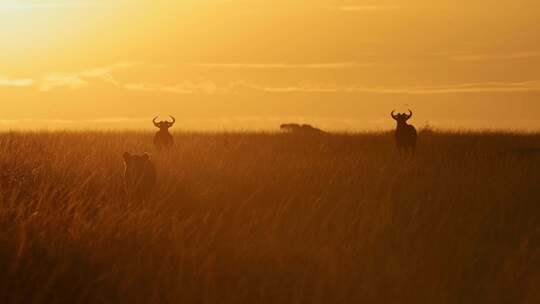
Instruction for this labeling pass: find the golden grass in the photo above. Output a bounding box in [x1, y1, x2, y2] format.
[0, 130, 539, 303]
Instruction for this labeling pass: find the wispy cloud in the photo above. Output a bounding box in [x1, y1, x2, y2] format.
[41, 74, 90, 91]
[123, 81, 229, 94]
[40, 62, 145, 91]
[0, 76, 34, 87]
[40, 62, 227, 94]
[0, 1, 102, 12]
[450, 51, 540, 62]
[187, 62, 379, 69]
[234, 80, 540, 94]
[25, 62, 540, 96]
[333, 5, 401, 11]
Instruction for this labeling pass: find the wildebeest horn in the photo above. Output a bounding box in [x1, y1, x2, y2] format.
[391, 110, 398, 120]
[153, 116, 159, 127]
[407, 109, 413, 119]
[168, 115, 176, 126]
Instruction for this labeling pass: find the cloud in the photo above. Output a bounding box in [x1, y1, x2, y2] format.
[0, 76, 34, 87]
[40, 62, 145, 91]
[40, 62, 228, 94]
[40, 74, 89, 91]
[450, 51, 540, 62]
[34, 62, 540, 95]
[233, 80, 540, 94]
[187, 62, 379, 69]
[333, 5, 401, 11]
[123, 81, 229, 94]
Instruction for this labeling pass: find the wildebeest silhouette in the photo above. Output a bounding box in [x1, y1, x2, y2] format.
[280, 123, 325, 134]
[153, 115, 175, 150]
[391, 110, 417, 154]
[123, 152, 156, 202]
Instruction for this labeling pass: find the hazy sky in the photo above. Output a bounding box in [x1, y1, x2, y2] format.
[1, 0, 540, 130]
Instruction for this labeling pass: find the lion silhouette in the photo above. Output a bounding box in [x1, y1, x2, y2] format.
[122, 152, 157, 202]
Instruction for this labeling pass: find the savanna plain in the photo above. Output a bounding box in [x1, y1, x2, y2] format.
[0, 130, 538, 303]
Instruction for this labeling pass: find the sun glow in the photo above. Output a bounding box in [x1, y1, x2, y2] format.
[0, 1, 109, 68]
[0, 0, 101, 11]
[1, 0, 540, 130]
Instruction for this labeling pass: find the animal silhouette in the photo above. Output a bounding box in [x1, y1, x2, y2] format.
[280, 123, 325, 134]
[391, 110, 417, 154]
[153, 116, 175, 150]
[123, 152, 157, 202]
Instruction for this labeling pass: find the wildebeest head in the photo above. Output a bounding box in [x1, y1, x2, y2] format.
[153, 116, 176, 131]
[391, 110, 413, 124]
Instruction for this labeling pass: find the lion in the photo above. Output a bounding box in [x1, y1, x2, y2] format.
[122, 152, 157, 202]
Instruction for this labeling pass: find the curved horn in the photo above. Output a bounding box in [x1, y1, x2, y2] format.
[391, 110, 398, 120]
[406, 109, 413, 119]
[168, 115, 176, 126]
[153, 116, 160, 127]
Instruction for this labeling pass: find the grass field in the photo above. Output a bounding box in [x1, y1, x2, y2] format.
[0, 130, 539, 303]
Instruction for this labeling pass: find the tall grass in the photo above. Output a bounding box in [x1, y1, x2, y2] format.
[0, 130, 538, 303]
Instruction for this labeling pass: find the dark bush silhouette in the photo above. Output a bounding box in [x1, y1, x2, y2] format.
[280, 123, 325, 134]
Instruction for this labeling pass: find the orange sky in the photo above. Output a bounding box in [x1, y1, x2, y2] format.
[1, 0, 540, 130]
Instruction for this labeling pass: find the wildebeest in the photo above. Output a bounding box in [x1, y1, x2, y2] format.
[153, 115, 175, 150]
[280, 123, 325, 134]
[123, 152, 157, 202]
[391, 109, 417, 154]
